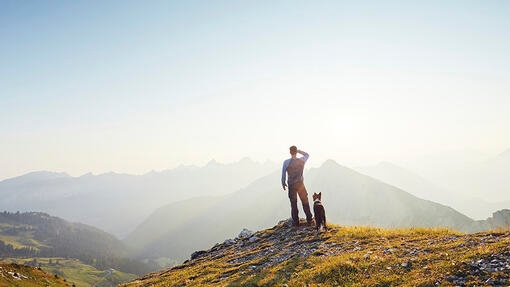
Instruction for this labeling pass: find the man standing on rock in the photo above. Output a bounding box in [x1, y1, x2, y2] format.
[281, 146, 313, 227]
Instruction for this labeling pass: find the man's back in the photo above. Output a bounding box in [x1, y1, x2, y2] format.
[281, 149, 309, 187]
[286, 158, 305, 185]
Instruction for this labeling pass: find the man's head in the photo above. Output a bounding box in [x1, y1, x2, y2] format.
[289, 146, 298, 155]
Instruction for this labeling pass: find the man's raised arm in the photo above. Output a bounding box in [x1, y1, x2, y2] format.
[298, 150, 309, 162]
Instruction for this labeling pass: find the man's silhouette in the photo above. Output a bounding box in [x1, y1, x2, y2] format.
[281, 146, 313, 227]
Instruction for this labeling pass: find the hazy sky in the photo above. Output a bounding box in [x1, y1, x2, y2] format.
[1, 1, 509, 180]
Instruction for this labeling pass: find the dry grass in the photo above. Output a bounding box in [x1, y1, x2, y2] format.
[121, 224, 510, 287]
[0, 263, 70, 287]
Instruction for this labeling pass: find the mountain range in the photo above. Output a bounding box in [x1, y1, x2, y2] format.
[356, 150, 510, 220]
[125, 160, 510, 264]
[0, 158, 277, 238]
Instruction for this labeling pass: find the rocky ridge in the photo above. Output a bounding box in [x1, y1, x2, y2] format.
[122, 220, 510, 286]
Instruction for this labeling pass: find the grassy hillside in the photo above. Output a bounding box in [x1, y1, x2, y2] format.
[0, 263, 70, 287]
[0, 211, 126, 256]
[1, 258, 136, 287]
[121, 220, 510, 287]
[0, 211, 158, 277]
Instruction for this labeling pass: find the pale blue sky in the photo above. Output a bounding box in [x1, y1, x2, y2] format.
[1, 1, 509, 179]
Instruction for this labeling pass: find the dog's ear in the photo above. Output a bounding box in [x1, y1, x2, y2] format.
[319, 192, 322, 199]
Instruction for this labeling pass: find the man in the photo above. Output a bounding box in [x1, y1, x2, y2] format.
[281, 146, 313, 227]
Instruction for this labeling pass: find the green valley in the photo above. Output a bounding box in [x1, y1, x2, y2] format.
[0, 212, 157, 286]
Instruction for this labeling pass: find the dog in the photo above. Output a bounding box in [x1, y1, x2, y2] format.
[312, 192, 327, 231]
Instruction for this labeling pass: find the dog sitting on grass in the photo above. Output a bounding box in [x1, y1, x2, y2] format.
[312, 192, 327, 231]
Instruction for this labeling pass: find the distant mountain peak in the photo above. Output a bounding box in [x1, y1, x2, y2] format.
[320, 159, 340, 168]
[206, 159, 220, 167]
[239, 156, 253, 162]
[99, 171, 118, 176]
[317, 159, 361, 175]
[237, 157, 255, 164]
[79, 172, 94, 177]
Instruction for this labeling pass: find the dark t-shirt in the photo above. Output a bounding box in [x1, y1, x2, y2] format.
[286, 158, 305, 185]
